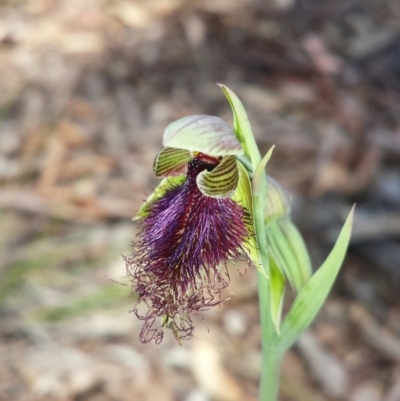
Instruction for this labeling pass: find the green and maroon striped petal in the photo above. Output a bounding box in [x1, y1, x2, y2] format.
[163, 115, 244, 156]
[133, 175, 186, 221]
[153, 147, 192, 177]
[196, 155, 238, 198]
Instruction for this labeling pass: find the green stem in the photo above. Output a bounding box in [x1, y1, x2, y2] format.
[221, 84, 283, 400]
[255, 171, 282, 401]
[257, 271, 283, 401]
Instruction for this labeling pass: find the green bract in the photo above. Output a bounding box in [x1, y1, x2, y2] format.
[220, 84, 271, 278]
[264, 177, 291, 224]
[263, 178, 312, 294]
[218, 84, 261, 170]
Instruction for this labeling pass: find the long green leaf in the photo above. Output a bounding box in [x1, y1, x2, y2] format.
[279, 206, 355, 351]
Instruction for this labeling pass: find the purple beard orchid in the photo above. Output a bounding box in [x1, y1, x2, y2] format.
[125, 115, 262, 344]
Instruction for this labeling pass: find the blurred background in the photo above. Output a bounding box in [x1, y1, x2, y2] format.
[1, 0, 400, 400]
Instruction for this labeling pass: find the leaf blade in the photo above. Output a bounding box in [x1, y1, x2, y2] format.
[279, 206, 355, 351]
[269, 254, 285, 334]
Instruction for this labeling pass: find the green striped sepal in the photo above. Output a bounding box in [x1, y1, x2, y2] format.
[196, 156, 239, 198]
[153, 147, 192, 177]
[163, 115, 244, 157]
[133, 175, 186, 221]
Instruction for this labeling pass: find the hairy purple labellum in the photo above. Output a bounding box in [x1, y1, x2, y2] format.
[125, 157, 250, 343]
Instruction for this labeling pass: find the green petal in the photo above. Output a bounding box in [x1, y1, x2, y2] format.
[279, 206, 355, 351]
[163, 115, 244, 156]
[196, 156, 239, 198]
[231, 160, 264, 275]
[133, 175, 186, 221]
[153, 147, 192, 177]
[265, 177, 292, 225]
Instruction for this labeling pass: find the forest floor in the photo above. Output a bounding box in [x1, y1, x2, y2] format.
[1, 0, 400, 400]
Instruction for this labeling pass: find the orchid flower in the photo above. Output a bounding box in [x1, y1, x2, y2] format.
[124, 85, 354, 401]
[125, 115, 262, 344]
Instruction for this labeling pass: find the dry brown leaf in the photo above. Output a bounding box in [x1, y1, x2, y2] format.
[56, 119, 91, 147]
[67, 98, 98, 121]
[38, 136, 67, 188]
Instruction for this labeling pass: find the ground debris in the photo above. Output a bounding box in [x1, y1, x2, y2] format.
[1, 0, 400, 400]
